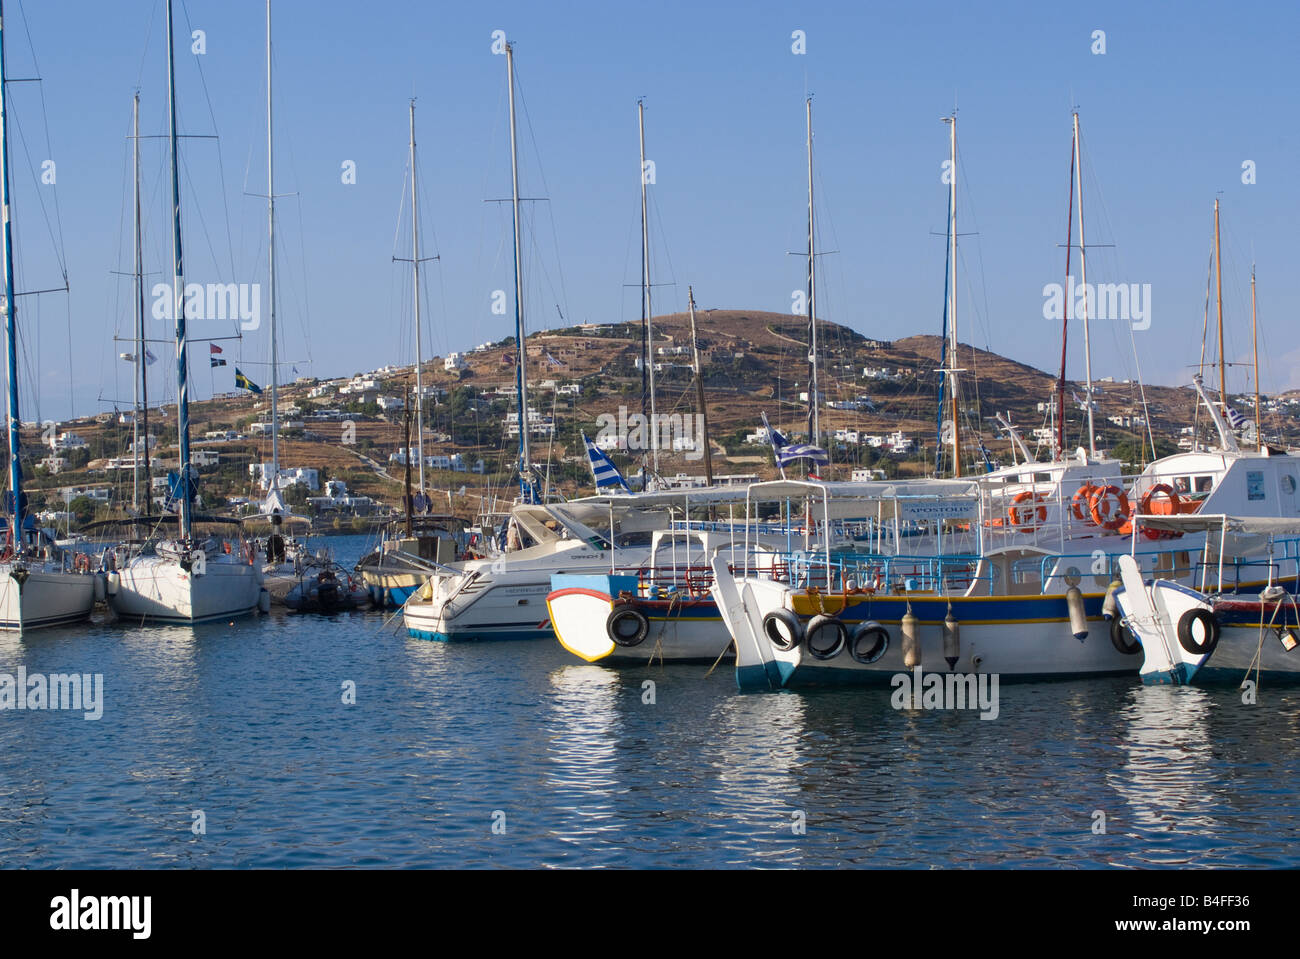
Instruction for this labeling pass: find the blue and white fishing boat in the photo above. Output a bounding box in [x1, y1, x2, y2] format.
[1116, 513, 1300, 686]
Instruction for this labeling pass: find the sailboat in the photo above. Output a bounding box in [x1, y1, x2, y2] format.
[0, 0, 98, 630]
[248, 0, 317, 605]
[354, 98, 469, 608]
[106, 0, 265, 624]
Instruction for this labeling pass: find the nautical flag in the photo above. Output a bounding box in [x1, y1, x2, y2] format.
[234, 368, 263, 394]
[760, 411, 829, 468]
[1225, 405, 1248, 430]
[210, 357, 227, 368]
[292, 365, 299, 375]
[124, 350, 157, 365]
[210, 343, 223, 354]
[544, 351, 565, 368]
[582, 432, 631, 492]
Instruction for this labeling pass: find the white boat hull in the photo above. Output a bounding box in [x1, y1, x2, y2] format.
[0, 566, 97, 631]
[109, 555, 263, 624]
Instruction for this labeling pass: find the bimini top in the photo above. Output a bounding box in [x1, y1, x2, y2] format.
[1136, 514, 1300, 537]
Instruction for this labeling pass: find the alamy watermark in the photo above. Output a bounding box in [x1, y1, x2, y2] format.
[890, 665, 999, 720]
[0, 668, 103, 720]
[152, 280, 261, 331]
[595, 406, 706, 460]
[1043, 274, 1150, 330]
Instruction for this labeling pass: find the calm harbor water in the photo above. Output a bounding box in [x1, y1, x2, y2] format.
[1, 534, 1297, 869]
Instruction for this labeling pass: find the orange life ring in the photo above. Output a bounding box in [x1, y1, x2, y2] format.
[74, 552, 91, 573]
[223, 541, 232, 554]
[1072, 484, 1099, 523]
[1008, 490, 1048, 532]
[1135, 483, 1184, 541]
[245, 542, 257, 566]
[1089, 485, 1131, 531]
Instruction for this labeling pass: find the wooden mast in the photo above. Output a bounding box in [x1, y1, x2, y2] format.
[687, 287, 713, 486]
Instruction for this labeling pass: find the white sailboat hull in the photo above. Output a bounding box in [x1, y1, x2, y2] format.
[0, 566, 98, 631]
[109, 555, 263, 624]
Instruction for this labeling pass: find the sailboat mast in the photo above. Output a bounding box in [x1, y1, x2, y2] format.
[409, 99, 425, 496]
[638, 99, 658, 478]
[506, 43, 531, 501]
[266, 0, 280, 496]
[1251, 264, 1260, 451]
[688, 286, 713, 486]
[131, 93, 143, 513]
[1055, 126, 1076, 461]
[1073, 112, 1095, 457]
[805, 97, 819, 454]
[944, 114, 960, 478]
[0, 0, 23, 546]
[1215, 197, 1225, 405]
[165, 0, 192, 539]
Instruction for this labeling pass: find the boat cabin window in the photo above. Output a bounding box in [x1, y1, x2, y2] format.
[1173, 477, 1191, 495]
[1194, 475, 1214, 493]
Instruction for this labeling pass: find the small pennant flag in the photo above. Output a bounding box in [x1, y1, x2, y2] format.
[210, 343, 223, 354]
[292, 365, 299, 375]
[235, 368, 263, 394]
[211, 357, 227, 368]
[544, 351, 565, 368]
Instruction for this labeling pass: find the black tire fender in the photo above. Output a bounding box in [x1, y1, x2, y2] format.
[606, 605, 650, 647]
[762, 608, 803, 652]
[1109, 616, 1141, 655]
[849, 621, 890, 664]
[1177, 608, 1220, 656]
[805, 615, 847, 660]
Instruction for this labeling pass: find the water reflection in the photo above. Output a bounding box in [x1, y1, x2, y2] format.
[543, 665, 623, 857]
[1109, 685, 1218, 862]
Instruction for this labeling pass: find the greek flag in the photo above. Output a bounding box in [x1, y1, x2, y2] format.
[760, 411, 829, 468]
[1224, 405, 1247, 430]
[582, 432, 631, 492]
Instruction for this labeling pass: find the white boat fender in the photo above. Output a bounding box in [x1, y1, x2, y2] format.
[1101, 580, 1121, 620]
[606, 604, 649, 647]
[1176, 608, 1220, 656]
[762, 608, 803, 651]
[92, 573, 106, 604]
[849, 621, 890, 664]
[902, 602, 921, 668]
[106, 571, 120, 596]
[258, 588, 271, 614]
[1109, 615, 1141, 655]
[942, 605, 960, 668]
[804, 615, 847, 660]
[1066, 585, 1088, 640]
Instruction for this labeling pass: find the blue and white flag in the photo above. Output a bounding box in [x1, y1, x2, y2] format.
[760, 411, 828, 468]
[1224, 405, 1248, 430]
[582, 432, 631, 492]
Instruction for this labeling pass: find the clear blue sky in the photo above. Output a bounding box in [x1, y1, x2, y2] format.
[5, 0, 1298, 423]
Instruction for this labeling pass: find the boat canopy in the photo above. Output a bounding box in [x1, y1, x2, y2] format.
[1137, 514, 1300, 536]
